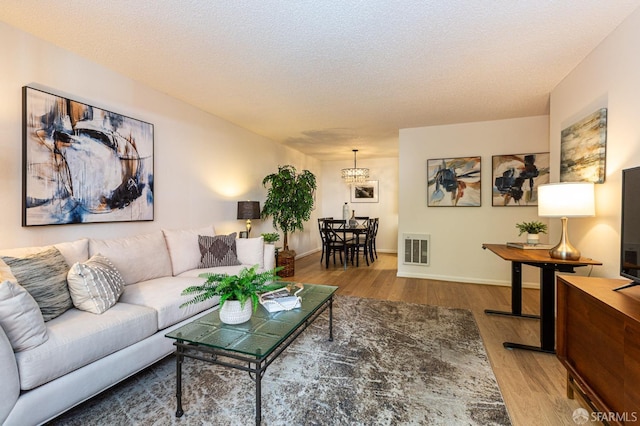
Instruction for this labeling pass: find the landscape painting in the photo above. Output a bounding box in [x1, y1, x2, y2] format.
[560, 108, 607, 183]
[492, 152, 549, 206]
[22, 86, 154, 226]
[427, 157, 481, 207]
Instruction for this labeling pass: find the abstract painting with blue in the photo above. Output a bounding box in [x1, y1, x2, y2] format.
[427, 157, 481, 207]
[491, 152, 549, 206]
[22, 86, 154, 226]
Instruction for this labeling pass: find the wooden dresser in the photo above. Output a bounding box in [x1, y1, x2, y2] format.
[556, 275, 640, 423]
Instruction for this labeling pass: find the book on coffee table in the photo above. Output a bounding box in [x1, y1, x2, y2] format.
[506, 242, 554, 250]
[259, 287, 291, 300]
[259, 283, 304, 312]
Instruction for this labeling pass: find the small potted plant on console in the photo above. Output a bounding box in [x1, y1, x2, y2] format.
[515, 220, 547, 245]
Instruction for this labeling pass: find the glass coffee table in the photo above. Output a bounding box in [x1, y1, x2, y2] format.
[165, 283, 338, 426]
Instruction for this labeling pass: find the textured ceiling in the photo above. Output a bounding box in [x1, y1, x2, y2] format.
[2, 1, 639, 161]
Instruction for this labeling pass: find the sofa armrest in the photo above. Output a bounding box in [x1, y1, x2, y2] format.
[0, 325, 20, 424]
[263, 244, 276, 271]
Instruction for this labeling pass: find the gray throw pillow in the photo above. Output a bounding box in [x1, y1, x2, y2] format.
[67, 254, 125, 314]
[198, 233, 241, 268]
[1, 247, 72, 321]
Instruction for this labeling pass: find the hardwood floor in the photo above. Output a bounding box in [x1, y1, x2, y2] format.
[282, 252, 594, 426]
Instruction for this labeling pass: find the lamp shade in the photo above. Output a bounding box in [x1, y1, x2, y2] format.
[538, 182, 595, 218]
[237, 201, 261, 220]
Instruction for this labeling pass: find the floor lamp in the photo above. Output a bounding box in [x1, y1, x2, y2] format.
[538, 182, 595, 260]
[237, 201, 261, 237]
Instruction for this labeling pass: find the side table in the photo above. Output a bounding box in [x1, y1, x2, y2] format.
[482, 243, 601, 353]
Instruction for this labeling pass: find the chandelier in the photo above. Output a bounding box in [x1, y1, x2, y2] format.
[341, 149, 369, 184]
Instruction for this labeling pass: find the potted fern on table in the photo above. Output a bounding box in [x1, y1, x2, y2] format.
[180, 265, 283, 324]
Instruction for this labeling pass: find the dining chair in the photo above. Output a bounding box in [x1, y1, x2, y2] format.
[368, 218, 379, 262]
[323, 219, 352, 269]
[354, 216, 369, 227]
[317, 217, 333, 264]
[349, 221, 372, 267]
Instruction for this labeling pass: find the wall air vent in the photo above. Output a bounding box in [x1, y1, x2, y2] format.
[403, 234, 430, 266]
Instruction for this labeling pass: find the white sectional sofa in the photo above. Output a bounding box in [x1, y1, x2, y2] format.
[0, 226, 275, 426]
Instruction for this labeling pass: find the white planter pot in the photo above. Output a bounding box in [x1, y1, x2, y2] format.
[219, 300, 252, 324]
[527, 233, 540, 245]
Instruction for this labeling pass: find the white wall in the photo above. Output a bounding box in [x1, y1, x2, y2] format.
[398, 116, 549, 286]
[320, 157, 399, 253]
[0, 21, 321, 254]
[549, 7, 640, 279]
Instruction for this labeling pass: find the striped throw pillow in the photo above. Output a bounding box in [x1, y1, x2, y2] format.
[1, 248, 72, 321]
[67, 254, 125, 314]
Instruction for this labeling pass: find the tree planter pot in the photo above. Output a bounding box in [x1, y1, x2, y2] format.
[219, 300, 252, 324]
[276, 250, 295, 277]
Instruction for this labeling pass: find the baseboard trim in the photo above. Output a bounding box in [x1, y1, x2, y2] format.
[395, 271, 540, 289]
[296, 248, 397, 259]
[294, 249, 537, 288]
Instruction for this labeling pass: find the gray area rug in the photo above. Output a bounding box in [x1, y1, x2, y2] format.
[48, 296, 511, 425]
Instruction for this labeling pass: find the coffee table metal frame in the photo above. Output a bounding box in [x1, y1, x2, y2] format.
[166, 284, 336, 426]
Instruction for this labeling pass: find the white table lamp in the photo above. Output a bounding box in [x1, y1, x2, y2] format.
[538, 182, 595, 260]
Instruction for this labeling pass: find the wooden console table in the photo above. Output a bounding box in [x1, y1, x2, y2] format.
[482, 244, 601, 353]
[557, 275, 640, 423]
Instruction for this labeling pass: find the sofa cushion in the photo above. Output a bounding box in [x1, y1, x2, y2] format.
[89, 231, 173, 285]
[0, 260, 14, 284]
[198, 233, 241, 268]
[0, 280, 48, 351]
[120, 276, 219, 329]
[163, 225, 216, 276]
[0, 326, 19, 424]
[67, 254, 126, 314]
[1, 248, 72, 322]
[54, 239, 90, 268]
[177, 265, 251, 278]
[14, 303, 157, 390]
[0, 239, 89, 281]
[236, 236, 265, 269]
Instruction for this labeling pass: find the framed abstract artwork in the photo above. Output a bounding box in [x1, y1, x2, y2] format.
[560, 108, 607, 183]
[427, 156, 481, 207]
[22, 86, 154, 226]
[351, 180, 379, 203]
[492, 152, 549, 206]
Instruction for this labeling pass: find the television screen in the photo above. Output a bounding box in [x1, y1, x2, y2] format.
[619, 166, 640, 290]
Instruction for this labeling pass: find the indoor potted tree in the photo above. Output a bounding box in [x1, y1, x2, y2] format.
[516, 220, 548, 245]
[261, 165, 317, 277]
[180, 265, 282, 324]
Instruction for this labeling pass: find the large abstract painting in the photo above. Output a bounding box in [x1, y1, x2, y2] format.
[492, 152, 549, 206]
[560, 108, 607, 183]
[427, 157, 481, 207]
[22, 87, 154, 226]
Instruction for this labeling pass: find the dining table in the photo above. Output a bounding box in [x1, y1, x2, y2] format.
[323, 222, 370, 270]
